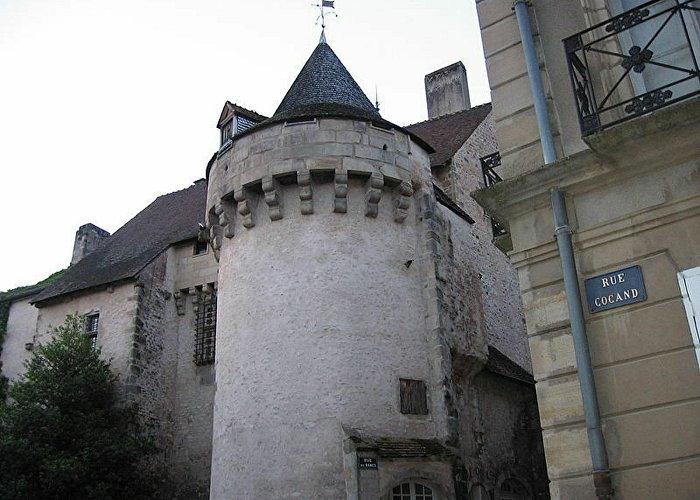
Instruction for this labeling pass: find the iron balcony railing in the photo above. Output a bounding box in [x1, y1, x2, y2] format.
[479, 152, 508, 239]
[564, 0, 700, 136]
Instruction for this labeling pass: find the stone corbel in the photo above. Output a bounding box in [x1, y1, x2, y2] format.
[215, 200, 236, 239]
[262, 176, 283, 221]
[392, 180, 414, 223]
[334, 172, 348, 213]
[298, 170, 313, 215]
[234, 187, 255, 229]
[208, 223, 223, 262]
[203, 282, 215, 297]
[365, 172, 384, 218]
[189, 287, 200, 313]
[174, 291, 185, 316]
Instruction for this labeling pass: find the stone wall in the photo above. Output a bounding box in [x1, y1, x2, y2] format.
[424, 200, 490, 449]
[476, 0, 589, 178]
[205, 111, 550, 498]
[458, 371, 549, 500]
[71, 223, 110, 265]
[207, 117, 462, 499]
[34, 282, 138, 381]
[127, 253, 172, 447]
[429, 204, 546, 494]
[206, 118, 421, 230]
[444, 112, 498, 213]
[453, 116, 531, 369]
[474, 101, 700, 499]
[167, 242, 218, 488]
[210, 176, 444, 498]
[9, 243, 217, 492]
[425, 62, 471, 119]
[436, 111, 531, 371]
[2, 296, 39, 381]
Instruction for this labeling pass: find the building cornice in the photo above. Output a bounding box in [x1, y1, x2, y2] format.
[472, 95, 700, 224]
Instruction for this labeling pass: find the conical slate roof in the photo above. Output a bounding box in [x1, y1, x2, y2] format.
[210, 37, 434, 161]
[271, 39, 381, 123]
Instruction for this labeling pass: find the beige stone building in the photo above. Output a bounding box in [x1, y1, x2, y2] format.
[1, 36, 550, 499]
[473, 0, 700, 499]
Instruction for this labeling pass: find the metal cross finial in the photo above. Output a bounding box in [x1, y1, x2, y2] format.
[313, 1, 337, 32]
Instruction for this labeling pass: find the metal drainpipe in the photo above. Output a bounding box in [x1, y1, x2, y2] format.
[512, 1, 613, 498]
[513, 0, 556, 164]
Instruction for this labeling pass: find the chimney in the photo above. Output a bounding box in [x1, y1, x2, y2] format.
[424, 61, 471, 119]
[71, 223, 110, 265]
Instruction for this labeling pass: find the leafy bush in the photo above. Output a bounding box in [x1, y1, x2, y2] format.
[0, 314, 160, 500]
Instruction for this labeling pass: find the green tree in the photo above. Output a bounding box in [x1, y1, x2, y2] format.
[0, 314, 158, 500]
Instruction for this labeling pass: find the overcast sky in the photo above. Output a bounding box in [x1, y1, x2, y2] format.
[0, 0, 489, 292]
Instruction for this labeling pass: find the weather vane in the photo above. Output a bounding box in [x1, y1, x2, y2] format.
[313, 1, 337, 32]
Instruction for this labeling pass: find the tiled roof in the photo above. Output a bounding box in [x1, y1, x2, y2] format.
[272, 40, 380, 123]
[33, 181, 207, 305]
[405, 103, 492, 167]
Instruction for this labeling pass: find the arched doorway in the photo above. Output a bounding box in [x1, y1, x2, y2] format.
[497, 478, 530, 500]
[392, 481, 435, 500]
[469, 483, 491, 500]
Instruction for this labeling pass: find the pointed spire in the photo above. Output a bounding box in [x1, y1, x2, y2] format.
[319, 29, 327, 45]
[271, 41, 380, 122]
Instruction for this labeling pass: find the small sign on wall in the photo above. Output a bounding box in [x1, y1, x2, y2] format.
[358, 457, 378, 469]
[585, 265, 647, 313]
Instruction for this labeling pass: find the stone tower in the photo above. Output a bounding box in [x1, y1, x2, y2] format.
[204, 38, 522, 499]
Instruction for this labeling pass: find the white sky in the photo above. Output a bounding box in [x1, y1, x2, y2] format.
[0, 0, 489, 292]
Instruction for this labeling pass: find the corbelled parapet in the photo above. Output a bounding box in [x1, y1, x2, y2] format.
[205, 117, 430, 260]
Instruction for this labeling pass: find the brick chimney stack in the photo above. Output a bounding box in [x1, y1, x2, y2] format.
[425, 61, 471, 119]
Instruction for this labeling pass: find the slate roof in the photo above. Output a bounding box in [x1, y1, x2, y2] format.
[367, 438, 454, 459]
[434, 183, 475, 224]
[344, 427, 454, 459]
[272, 40, 380, 123]
[485, 345, 534, 385]
[33, 181, 207, 305]
[216, 41, 434, 157]
[217, 101, 268, 127]
[405, 103, 492, 167]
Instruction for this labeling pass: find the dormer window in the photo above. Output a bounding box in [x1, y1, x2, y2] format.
[220, 119, 233, 146]
[217, 102, 267, 151]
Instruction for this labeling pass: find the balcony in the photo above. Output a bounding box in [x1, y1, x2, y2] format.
[564, 0, 700, 136]
[479, 152, 508, 241]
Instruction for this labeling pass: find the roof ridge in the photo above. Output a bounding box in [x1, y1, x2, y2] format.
[404, 102, 492, 129]
[33, 182, 207, 305]
[226, 101, 268, 121]
[153, 180, 207, 201]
